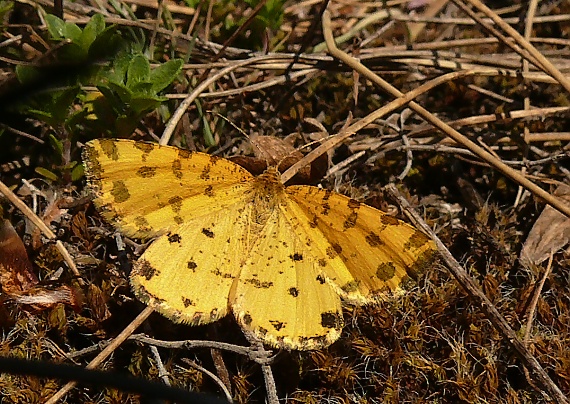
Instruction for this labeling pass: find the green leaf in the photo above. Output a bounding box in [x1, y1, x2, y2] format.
[201, 114, 216, 147]
[129, 95, 163, 114]
[61, 43, 88, 61]
[63, 22, 82, 42]
[78, 13, 105, 51]
[48, 134, 64, 159]
[25, 108, 53, 121]
[88, 25, 123, 59]
[45, 14, 66, 40]
[126, 55, 150, 88]
[66, 106, 90, 129]
[22, 87, 80, 126]
[96, 85, 122, 112]
[15, 65, 40, 85]
[130, 82, 154, 96]
[149, 59, 183, 93]
[35, 167, 59, 182]
[105, 52, 132, 83]
[103, 82, 133, 104]
[52, 87, 80, 123]
[71, 162, 85, 182]
[115, 114, 140, 138]
[194, 99, 216, 147]
[45, 14, 88, 61]
[0, 1, 14, 21]
[182, 0, 201, 7]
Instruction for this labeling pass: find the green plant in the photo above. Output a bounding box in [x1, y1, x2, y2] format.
[12, 14, 183, 183]
[188, 0, 286, 50]
[94, 53, 183, 137]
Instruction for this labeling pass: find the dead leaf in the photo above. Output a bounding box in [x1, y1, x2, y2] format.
[0, 218, 82, 311]
[10, 285, 82, 312]
[230, 135, 328, 184]
[0, 218, 38, 292]
[520, 184, 570, 266]
[86, 283, 111, 322]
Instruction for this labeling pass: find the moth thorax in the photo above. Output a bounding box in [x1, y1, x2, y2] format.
[250, 167, 286, 224]
[254, 167, 285, 195]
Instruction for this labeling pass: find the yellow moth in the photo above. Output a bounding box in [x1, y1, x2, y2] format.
[83, 139, 436, 350]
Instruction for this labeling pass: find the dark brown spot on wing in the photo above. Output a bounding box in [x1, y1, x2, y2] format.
[341, 280, 360, 294]
[202, 228, 214, 238]
[365, 232, 383, 247]
[290, 253, 303, 261]
[321, 311, 343, 329]
[309, 214, 318, 228]
[407, 249, 437, 279]
[209, 309, 220, 321]
[136, 166, 157, 178]
[204, 185, 214, 197]
[244, 278, 273, 288]
[242, 313, 252, 326]
[168, 233, 181, 243]
[257, 326, 268, 337]
[212, 269, 234, 279]
[343, 211, 358, 229]
[326, 243, 343, 258]
[84, 144, 99, 161]
[134, 142, 155, 154]
[270, 320, 285, 331]
[111, 180, 130, 203]
[135, 260, 159, 281]
[380, 215, 400, 226]
[168, 196, 183, 213]
[83, 145, 103, 177]
[288, 287, 299, 297]
[348, 199, 360, 209]
[209, 155, 223, 164]
[200, 164, 212, 180]
[376, 262, 396, 281]
[134, 216, 149, 229]
[182, 297, 194, 307]
[143, 291, 165, 304]
[172, 159, 183, 179]
[99, 139, 119, 160]
[404, 229, 431, 250]
[187, 261, 197, 271]
[178, 149, 191, 159]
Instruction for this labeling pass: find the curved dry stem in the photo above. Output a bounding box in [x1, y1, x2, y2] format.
[0, 180, 82, 284]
